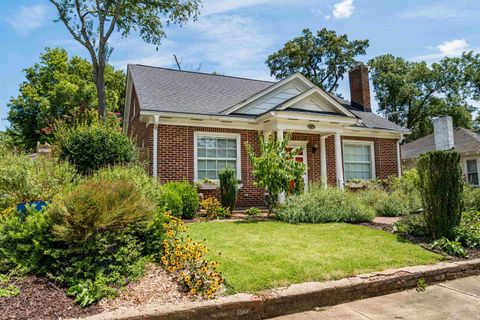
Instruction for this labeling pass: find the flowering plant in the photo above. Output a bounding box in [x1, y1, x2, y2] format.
[161, 214, 224, 298]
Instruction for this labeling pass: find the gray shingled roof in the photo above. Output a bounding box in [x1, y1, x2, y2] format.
[129, 64, 274, 114]
[401, 128, 480, 160]
[130, 64, 406, 131]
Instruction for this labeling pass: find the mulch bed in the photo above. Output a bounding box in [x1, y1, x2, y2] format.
[0, 276, 102, 320]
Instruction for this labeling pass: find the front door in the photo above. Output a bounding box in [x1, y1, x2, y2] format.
[287, 144, 308, 192]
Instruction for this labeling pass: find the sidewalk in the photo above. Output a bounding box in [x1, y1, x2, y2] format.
[272, 276, 480, 320]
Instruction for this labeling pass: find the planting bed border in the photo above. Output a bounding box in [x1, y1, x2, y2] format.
[80, 259, 480, 320]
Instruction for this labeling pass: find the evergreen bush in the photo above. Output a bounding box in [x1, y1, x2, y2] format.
[161, 181, 199, 219]
[56, 123, 137, 175]
[417, 151, 463, 239]
[218, 167, 238, 212]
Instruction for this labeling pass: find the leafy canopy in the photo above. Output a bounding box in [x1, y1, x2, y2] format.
[49, 0, 201, 118]
[266, 28, 369, 93]
[6, 48, 125, 150]
[368, 54, 477, 141]
[246, 133, 306, 213]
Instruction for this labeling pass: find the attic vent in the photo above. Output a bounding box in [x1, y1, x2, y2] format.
[307, 123, 316, 130]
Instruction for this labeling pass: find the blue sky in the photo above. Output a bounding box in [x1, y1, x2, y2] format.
[1, 0, 479, 130]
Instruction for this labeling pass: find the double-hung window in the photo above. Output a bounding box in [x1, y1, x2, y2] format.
[343, 141, 375, 181]
[466, 159, 479, 186]
[195, 133, 241, 181]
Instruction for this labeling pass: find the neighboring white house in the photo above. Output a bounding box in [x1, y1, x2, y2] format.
[401, 116, 480, 186]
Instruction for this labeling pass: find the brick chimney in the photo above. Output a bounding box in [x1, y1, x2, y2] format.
[348, 64, 371, 112]
[433, 116, 455, 151]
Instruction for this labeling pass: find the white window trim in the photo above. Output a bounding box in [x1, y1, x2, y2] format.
[342, 140, 376, 181]
[193, 132, 242, 182]
[464, 157, 480, 187]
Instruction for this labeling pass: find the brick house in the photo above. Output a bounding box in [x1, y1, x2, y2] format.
[124, 64, 408, 208]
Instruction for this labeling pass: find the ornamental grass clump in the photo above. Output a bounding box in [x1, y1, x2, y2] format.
[276, 185, 375, 224]
[161, 215, 224, 299]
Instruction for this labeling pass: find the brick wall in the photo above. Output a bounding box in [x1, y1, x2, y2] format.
[127, 86, 149, 150]
[142, 125, 400, 208]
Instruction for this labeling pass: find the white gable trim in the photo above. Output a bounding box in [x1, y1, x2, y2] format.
[276, 87, 356, 118]
[221, 73, 314, 115]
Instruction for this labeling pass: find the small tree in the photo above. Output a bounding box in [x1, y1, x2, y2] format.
[417, 150, 464, 239]
[219, 167, 238, 212]
[246, 132, 306, 214]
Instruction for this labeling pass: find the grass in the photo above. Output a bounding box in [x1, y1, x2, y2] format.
[187, 221, 443, 294]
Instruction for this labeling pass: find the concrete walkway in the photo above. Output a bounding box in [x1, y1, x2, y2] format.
[272, 276, 480, 320]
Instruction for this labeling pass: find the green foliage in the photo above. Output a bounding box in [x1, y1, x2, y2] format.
[160, 181, 199, 219]
[92, 165, 162, 202]
[416, 277, 427, 292]
[0, 151, 78, 211]
[6, 48, 125, 150]
[0, 274, 19, 298]
[219, 167, 239, 212]
[48, 179, 156, 243]
[431, 237, 467, 258]
[374, 191, 410, 217]
[463, 184, 480, 212]
[418, 151, 464, 239]
[246, 133, 306, 213]
[453, 211, 480, 248]
[266, 28, 369, 93]
[368, 54, 475, 141]
[277, 185, 375, 224]
[394, 214, 428, 237]
[244, 207, 262, 221]
[199, 197, 230, 220]
[56, 123, 137, 175]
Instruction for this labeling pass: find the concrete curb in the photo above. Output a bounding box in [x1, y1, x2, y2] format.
[80, 259, 480, 320]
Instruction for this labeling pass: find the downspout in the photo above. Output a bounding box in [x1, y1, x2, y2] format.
[397, 134, 403, 177]
[153, 116, 159, 178]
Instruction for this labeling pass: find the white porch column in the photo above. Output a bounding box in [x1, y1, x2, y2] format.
[277, 129, 286, 203]
[152, 116, 159, 178]
[334, 133, 344, 190]
[320, 135, 327, 188]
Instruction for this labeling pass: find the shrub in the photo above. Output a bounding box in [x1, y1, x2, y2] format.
[390, 169, 422, 213]
[159, 189, 184, 218]
[48, 179, 156, 243]
[200, 197, 223, 219]
[277, 185, 375, 224]
[93, 165, 162, 202]
[161, 181, 199, 219]
[394, 213, 428, 237]
[463, 185, 480, 212]
[374, 191, 410, 217]
[453, 211, 480, 248]
[418, 151, 463, 239]
[161, 215, 223, 298]
[56, 123, 137, 175]
[245, 207, 262, 221]
[431, 237, 467, 258]
[219, 167, 238, 212]
[0, 152, 78, 211]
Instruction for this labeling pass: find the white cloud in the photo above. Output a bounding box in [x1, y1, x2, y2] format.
[437, 39, 469, 56]
[412, 39, 476, 62]
[332, 0, 354, 19]
[6, 4, 49, 36]
[399, 5, 468, 20]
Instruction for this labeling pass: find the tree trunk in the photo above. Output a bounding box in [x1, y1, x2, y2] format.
[95, 63, 107, 120]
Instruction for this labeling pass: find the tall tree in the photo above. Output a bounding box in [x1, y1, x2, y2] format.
[49, 0, 201, 119]
[6, 48, 125, 150]
[266, 28, 369, 93]
[368, 54, 476, 141]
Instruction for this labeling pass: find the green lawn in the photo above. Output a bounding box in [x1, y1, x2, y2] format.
[187, 221, 443, 294]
